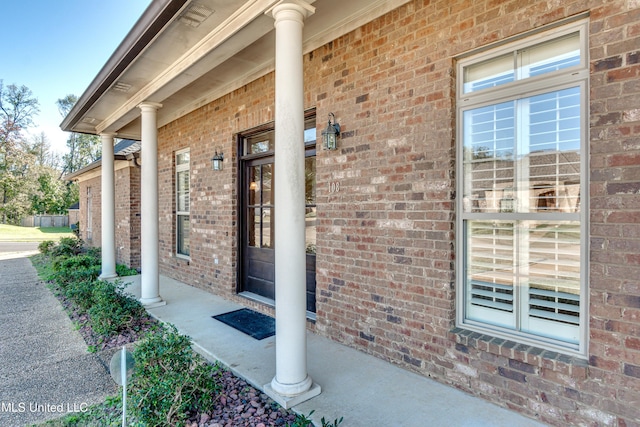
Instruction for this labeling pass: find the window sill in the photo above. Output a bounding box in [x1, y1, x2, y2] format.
[175, 254, 190, 264]
[450, 327, 588, 377]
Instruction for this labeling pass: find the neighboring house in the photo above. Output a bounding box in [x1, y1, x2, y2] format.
[61, 1, 640, 425]
[65, 140, 141, 270]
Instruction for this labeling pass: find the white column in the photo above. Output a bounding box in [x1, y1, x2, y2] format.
[99, 133, 117, 279]
[139, 102, 165, 307]
[265, 0, 320, 409]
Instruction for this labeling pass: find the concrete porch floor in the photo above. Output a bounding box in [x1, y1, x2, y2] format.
[121, 274, 546, 427]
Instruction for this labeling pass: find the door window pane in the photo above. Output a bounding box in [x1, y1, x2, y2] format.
[305, 157, 316, 204]
[246, 133, 274, 155]
[305, 156, 316, 253]
[248, 166, 259, 206]
[247, 163, 274, 249]
[305, 207, 316, 253]
[248, 208, 259, 247]
[262, 208, 273, 248]
[262, 163, 273, 205]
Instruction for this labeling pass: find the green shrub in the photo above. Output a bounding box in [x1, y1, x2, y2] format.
[116, 264, 139, 276]
[51, 254, 101, 291]
[85, 246, 101, 260]
[88, 280, 146, 336]
[292, 411, 344, 427]
[129, 325, 220, 427]
[51, 236, 84, 258]
[65, 279, 98, 311]
[38, 240, 56, 255]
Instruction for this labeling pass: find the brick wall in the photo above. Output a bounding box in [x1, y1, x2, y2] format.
[157, 75, 276, 297]
[79, 176, 101, 247]
[78, 163, 141, 270]
[115, 164, 141, 269]
[153, 1, 640, 425]
[68, 209, 79, 226]
[587, 0, 640, 423]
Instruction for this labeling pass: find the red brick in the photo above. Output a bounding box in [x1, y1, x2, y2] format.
[77, 2, 640, 426]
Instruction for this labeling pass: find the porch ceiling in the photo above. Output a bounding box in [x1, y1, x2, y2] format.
[61, 0, 412, 140]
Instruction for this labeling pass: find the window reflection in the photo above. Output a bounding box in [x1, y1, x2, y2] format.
[305, 155, 316, 253]
[247, 163, 275, 248]
[463, 88, 580, 214]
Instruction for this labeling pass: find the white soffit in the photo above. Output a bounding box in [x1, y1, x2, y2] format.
[75, 0, 413, 137]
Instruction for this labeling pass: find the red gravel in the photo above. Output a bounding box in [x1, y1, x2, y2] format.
[183, 369, 299, 427]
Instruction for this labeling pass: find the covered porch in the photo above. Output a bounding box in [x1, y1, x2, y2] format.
[121, 273, 544, 427]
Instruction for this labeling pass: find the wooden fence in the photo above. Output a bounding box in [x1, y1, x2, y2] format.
[20, 215, 69, 228]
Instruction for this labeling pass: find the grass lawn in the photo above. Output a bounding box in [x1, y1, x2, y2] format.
[0, 224, 74, 242]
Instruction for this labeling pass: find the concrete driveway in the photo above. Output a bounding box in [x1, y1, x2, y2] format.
[0, 242, 40, 255]
[0, 250, 116, 426]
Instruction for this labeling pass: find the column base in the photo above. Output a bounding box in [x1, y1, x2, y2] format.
[139, 296, 166, 308]
[264, 378, 321, 409]
[99, 272, 118, 280]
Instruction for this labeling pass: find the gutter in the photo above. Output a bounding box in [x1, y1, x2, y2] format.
[60, 0, 189, 133]
[64, 160, 103, 182]
[64, 154, 137, 181]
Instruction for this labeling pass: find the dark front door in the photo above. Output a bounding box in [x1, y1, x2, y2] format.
[240, 119, 317, 312]
[243, 156, 275, 299]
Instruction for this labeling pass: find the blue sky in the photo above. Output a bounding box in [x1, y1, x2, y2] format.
[0, 0, 151, 154]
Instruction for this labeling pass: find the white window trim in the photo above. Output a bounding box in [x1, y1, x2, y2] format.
[455, 19, 590, 357]
[175, 148, 190, 259]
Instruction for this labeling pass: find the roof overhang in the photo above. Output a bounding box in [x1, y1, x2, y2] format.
[61, 0, 412, 139]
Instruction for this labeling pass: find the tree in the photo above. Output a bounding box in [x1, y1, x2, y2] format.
[0, 81, 39, 147]
[28, 132, 62, 169]
[0, 81, 40, 223]
[57, 95, 101, 175]
[56, 94, 76, 118]
[30, 167, 66, 214]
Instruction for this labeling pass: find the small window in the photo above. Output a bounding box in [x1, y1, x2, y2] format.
[175, 149, 190, 257]
[456, 20, 588, 355]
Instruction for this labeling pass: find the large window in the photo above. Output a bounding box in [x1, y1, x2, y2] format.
[176, 149, 190, 257]
[456, 20, 588, 355]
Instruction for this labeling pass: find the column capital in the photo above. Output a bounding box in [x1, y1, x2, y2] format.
[99, 132, 117, 138]
[138, 102, 163, 112]
[266, 0, 315, 21]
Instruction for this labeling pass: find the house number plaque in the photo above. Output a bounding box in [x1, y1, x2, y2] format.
[329, 181, 340, 193]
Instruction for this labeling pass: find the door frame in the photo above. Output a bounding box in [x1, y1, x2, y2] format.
[235, 110, 317, 311]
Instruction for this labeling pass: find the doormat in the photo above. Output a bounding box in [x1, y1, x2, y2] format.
[212, 308, 275, 340]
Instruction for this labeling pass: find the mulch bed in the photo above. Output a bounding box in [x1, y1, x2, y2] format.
[51, 287, 158, 351]
[48, 282, 304, 427]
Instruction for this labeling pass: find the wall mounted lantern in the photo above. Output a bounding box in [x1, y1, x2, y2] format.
[211, 150, 224, 171]
[321, 112, 340, 151]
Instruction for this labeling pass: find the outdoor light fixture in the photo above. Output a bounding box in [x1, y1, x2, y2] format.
[211, 150, 224, 171]
[321, 112, 340, 151]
